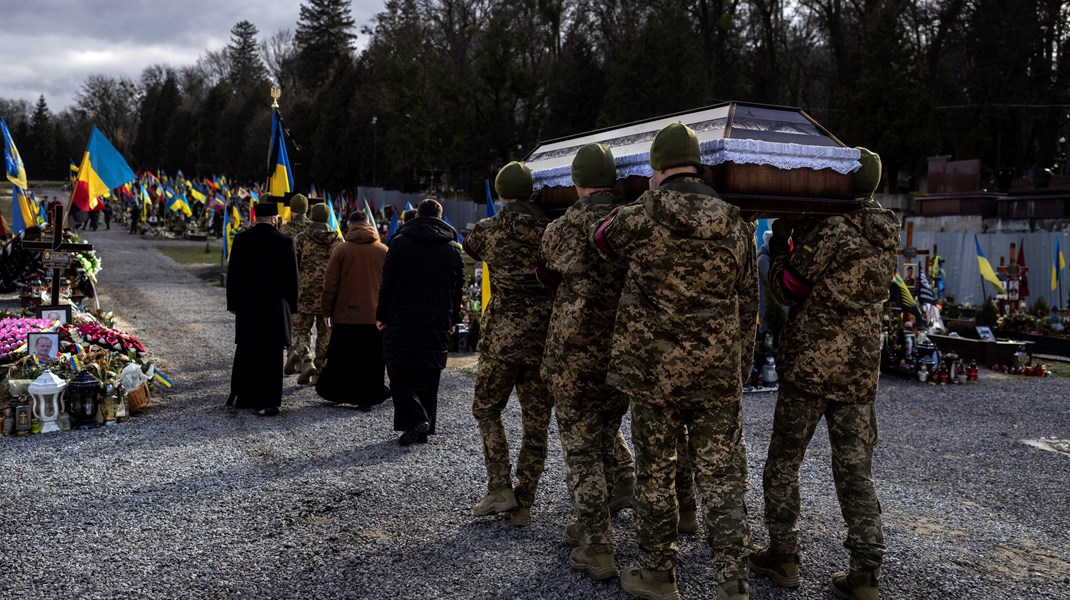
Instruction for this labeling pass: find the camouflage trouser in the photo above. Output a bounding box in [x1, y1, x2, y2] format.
[676, 429, 696, 513]
[290, 312, 329, 370]
[632, 402, 750, 581]
[555, 393, 632, 547]
[763, 388, 885, 573]
[473, 356, 554, 508]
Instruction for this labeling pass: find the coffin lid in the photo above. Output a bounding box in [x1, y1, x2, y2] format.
[525, 102, 862, 190]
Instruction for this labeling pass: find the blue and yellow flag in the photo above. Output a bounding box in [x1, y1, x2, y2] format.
[72, 126, 136, 212]
[1, 117, 28, 189]
[387, 209, 399, 241]
[891, 273, 923, 321]
[189, 182, 208, 203]
[223, 202, 241, 262]
[267, 110, 293, 196]
[481, 179, 497, 315]
[10, 185, 39, 234]
[165, 186, 192, 217]
[1054, 238, 1066, 291]
[974, 236, 1006, 294]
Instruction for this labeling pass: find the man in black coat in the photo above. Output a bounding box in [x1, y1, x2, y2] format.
[226, 200, 299, 416]
[376, 199, 465, 445]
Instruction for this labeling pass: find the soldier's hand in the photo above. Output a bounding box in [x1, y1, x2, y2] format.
[376, 321, 386, 332]
[322, 317, 331, 330]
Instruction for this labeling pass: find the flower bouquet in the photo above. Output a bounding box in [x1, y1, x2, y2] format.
[0, 317, 55, 362]
[62, 323, 147, 357]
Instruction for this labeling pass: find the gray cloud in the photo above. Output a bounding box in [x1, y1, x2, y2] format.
[0, 0, 380, 111]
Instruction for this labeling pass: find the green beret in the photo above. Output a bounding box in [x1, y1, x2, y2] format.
[572, 143, 617, 188]
[853, 147, 882, 198]
[290, 194, 308, 214]
[309, 203, 330, 223]
[650, 123, 701, 170]
[494, 161, 533, 200]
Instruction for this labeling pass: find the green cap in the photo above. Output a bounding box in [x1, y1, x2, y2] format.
[494, 161, 533, 200]
[650, 123, 701, 170]
[310, 203, 330, 223]
[853, 147, 882, 198]
[572, 143, 617, 188]
[290, 194, 308, 215]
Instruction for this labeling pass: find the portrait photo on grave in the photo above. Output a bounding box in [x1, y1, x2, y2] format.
[28, 332, 60, 363]
[36, 305, 71, 325]
[903, 262, 919, 291]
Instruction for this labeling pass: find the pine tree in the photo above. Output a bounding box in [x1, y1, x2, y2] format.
[28, 95, 54, 178]
[227, 20, 268, 93]
[294, 0, 356, 91]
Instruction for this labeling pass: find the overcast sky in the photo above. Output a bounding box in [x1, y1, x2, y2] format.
[0, 0, 381, 112]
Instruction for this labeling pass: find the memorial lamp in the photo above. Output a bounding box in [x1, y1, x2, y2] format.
[28, 370, 67, 434]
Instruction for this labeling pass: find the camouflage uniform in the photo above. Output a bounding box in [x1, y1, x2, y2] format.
[592, 175, 757, 582]
[539, 190, 634, 547]
[279, 214, 311, 239]
[281, 214, 312, 368]
[293, 225, 343, 370]
[464, 203, 554, 510]
[763, 200, 899, 575]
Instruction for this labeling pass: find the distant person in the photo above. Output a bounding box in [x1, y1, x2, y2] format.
[377, 199, 464, 445]
[225, 200, 299, 417]
[320, 210, 390, 406]
[292, 204, 343, 385]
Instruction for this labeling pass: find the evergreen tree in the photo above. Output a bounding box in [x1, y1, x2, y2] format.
[294, 0, 357, 91]
[28, 95, 54, 179]
[228, 20, 269, 94]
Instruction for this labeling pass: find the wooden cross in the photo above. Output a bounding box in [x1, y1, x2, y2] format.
[997, 242, 1027, 305]
[896, 221, 929, 290]
[896, 221, 930, 263]
[22, 204, 95, 306]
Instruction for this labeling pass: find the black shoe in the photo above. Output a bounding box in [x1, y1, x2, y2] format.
[417, 434, 429, 444]
[398, 421, 430, 446]
[257, 407, 280, 417]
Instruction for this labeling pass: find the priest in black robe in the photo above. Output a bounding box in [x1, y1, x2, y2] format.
[226, 200, 299, 416]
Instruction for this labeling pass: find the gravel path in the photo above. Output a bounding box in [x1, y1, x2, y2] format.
[1, 226, 1068, 599]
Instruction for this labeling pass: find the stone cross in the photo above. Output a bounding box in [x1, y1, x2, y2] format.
[22, 204, 94, 306]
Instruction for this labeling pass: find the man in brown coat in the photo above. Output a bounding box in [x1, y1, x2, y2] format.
[319, 210, 390, 406]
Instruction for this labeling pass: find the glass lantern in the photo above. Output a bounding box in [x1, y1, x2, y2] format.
[28, 370, 67, 434]
[66, 370, 103, 430]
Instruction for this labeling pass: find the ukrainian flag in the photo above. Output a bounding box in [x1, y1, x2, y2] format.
[481, 179, 497, 315]
[1, 117, 28, 189]
[1054, 238, 1066, 291]
[10, 185, 38, 234]
[974, 236, 1006, 294]
[72, 126, 136, 212]
[267, 110, 293, 196]
[165, 186, 193, 217]
[189, 182, 208, 203]
[223, 202, 241, 262]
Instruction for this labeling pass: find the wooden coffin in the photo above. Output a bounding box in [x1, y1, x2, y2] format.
[527, 102, 861, 216]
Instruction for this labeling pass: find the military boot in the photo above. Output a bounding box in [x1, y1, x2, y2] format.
[718, 579, 749, 600]
[570, 543, 618, 580]
[509, 506, 530, 527]
[608, 478, 634, 513]
[620, 566, 680, 600]
[283, 352, 301, 375]
[297, 365, 318, 385]
[472, 487, 518, 517]
[749, 548, 800, 588]
[830, 569, 879, 600]
[563, 522, 584, 547]
[677, 510, 699, 534]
